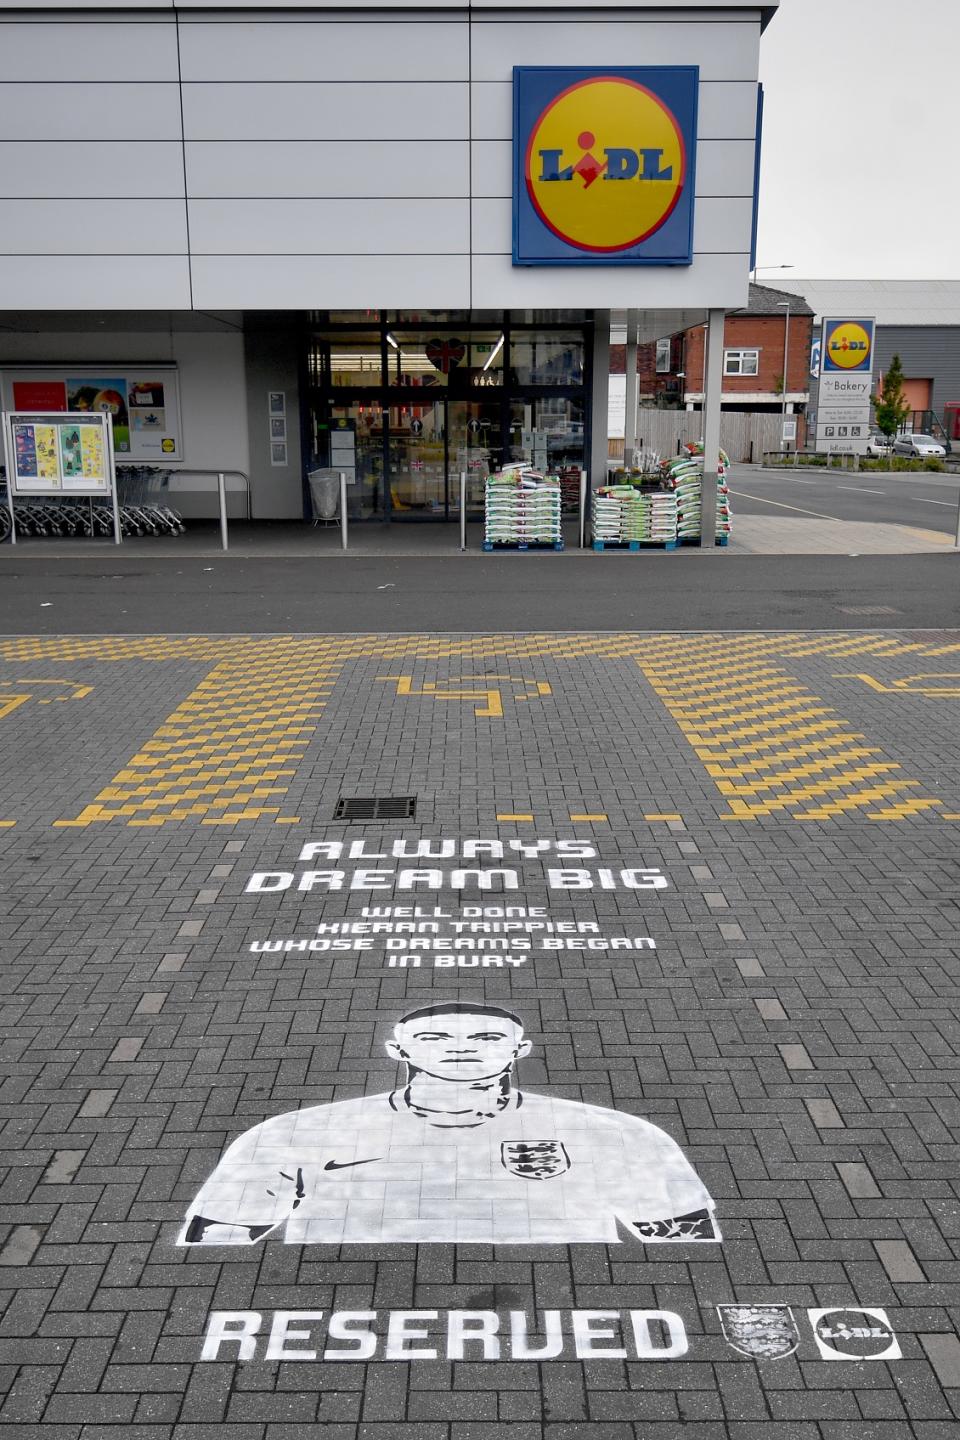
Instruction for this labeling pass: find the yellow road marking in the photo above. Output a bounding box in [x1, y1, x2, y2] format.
[644, 813, 682, 822]
[634, 637, 942, 822]
[569, 813, 607, 822]
[497, 813, 533, 822]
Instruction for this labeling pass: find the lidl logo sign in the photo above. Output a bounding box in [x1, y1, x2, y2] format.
[514, 67, 698, 266]
[823, 319, 874, 372]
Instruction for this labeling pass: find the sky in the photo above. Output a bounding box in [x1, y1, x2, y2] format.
[756, 0, 959, 278]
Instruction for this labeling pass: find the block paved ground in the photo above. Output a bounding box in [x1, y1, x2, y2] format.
[1, 629, 960, 1439]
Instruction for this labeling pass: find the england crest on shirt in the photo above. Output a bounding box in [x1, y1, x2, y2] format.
[501, 1140, 571, 1179]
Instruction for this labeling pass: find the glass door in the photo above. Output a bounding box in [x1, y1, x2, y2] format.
[447, 400, 504, 514]
[387, 401, 446, 516]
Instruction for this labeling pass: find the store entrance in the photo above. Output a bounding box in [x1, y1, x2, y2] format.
[305, 314, 590, 523]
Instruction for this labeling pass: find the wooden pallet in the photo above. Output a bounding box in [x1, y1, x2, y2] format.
[677, 534, 730, 547]
[592, 538, 677, 551]
[483, 539, 564, 552]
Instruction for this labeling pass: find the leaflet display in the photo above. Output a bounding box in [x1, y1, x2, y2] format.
[2, 409, 122, 544]
[5, 410, 113, 494]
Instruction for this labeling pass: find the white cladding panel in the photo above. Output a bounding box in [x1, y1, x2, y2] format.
[178, 20, 469, 82]
[0, 142, 186, 198]
[181, 82, 470, 141]
[0, 199, 188, 254]
[470, 18, 759, 81]
[188, 199, 470, 255]
[190, 254, 472, 309]
[0, 7, 761, 309]
[0, 255, 191, 309]
[184, 141, 471, 199]
[0, 82, 183, 140]
[0, 19, 179, 80]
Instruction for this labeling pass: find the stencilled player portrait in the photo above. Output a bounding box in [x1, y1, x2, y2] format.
[181, 1001, 718, 1247]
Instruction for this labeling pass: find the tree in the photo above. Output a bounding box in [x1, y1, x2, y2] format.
[872, 353, 911, 439]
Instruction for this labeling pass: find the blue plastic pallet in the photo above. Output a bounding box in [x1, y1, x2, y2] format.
[677, 534, 730, 547]
[592, 538, 677, 552]
[483, 539, 564, 552]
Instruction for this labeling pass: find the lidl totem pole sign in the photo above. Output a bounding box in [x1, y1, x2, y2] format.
[513, 67, 698, 266]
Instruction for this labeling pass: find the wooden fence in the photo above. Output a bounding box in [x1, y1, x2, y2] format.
[609, 410, 806, 464]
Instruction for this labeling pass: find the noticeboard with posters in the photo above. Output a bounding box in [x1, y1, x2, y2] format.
[4, 410, 113, 495]
[0, 366, 182, 462]
[2, 408, 122, 543]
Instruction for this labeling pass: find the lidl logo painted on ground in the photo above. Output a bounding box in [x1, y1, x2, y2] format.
[514, 67, 697, 265]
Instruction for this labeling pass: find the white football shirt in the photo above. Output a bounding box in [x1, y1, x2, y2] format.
[180, 1089, 718, 1245]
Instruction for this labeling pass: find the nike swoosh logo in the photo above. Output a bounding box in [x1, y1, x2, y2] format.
[323, 1158, 382, 1171]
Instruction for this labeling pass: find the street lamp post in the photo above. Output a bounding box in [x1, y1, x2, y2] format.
[777, 299, 791, 449]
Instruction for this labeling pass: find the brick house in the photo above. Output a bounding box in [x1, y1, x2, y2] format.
[612, 283, 815, 417]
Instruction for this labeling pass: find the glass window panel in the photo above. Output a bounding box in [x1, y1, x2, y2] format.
[311, 332, 382, 387]
[510, 330, 584, 386]
[311, 310, 383, 325]
[387, 311, 472, 325]
[386, 331, 472, 389]
[507, 396, 584, 481]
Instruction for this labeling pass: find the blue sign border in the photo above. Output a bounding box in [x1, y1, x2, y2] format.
[513, 66, 699, 267]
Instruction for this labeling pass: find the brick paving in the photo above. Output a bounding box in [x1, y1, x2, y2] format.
[1, 630, 959, 1438]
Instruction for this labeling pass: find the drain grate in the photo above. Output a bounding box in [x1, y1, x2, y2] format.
[334, 796, 417, 821]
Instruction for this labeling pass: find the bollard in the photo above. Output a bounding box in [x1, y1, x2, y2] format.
[579, 469, 588, 549]
[955, 485, 960, 550]
[339, 471, 348, 551]
[459, 471, 467, 551]
[217, 471, 229, 551]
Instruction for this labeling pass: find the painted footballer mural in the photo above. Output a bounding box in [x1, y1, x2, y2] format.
[180, 1003, 718, 1246]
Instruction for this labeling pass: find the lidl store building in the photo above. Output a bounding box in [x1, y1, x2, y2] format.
[0, 1, 773, 529]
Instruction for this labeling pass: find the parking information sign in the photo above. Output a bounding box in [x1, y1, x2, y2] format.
[815, 317, 875, 455]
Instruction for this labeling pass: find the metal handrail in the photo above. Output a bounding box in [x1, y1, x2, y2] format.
[170, 468, 252, 521]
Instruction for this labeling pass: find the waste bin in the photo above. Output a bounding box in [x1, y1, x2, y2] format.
[308, 468, 340, 523]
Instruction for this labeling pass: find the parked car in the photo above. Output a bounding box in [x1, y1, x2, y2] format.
[864, 434, 893, 457]
[892, 433, 946, 458]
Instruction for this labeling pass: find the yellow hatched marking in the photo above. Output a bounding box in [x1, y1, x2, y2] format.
[635, 641, 941, 823]
[54, 655, 339, 827]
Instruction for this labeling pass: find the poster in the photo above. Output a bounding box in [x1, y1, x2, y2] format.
[79, 424, 105, 481]
[12, 379, 66, 411]
[13, 424, 39, 478]
[2, 368, 182, 461]
[67, 377, 129, 452]
[34, 425, 60, 482]
[59, 424, 84, 480]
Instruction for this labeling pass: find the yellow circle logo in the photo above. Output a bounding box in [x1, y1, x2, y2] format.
[525, 76, 686, 253]
[161, 438, 175, 453]
[825, 321, 872, 370]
